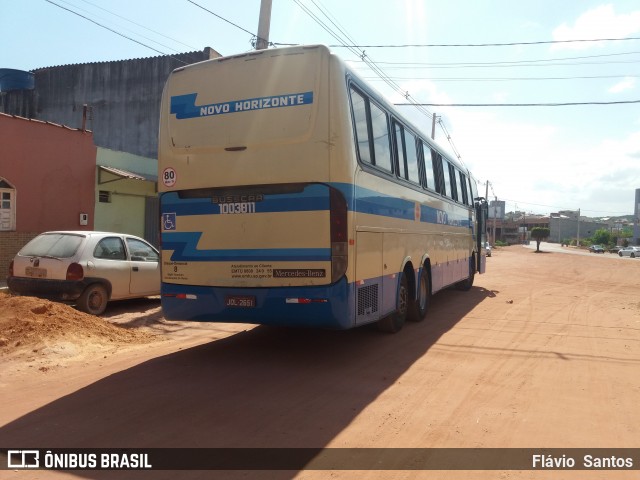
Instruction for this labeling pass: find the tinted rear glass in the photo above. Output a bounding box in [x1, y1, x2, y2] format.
[20, 233, 84, 258]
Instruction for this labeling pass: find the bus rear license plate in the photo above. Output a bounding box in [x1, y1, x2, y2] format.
[225, 296, 256, 308]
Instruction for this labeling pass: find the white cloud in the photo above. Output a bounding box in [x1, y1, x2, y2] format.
[353, 65, 640, 215]
[442, 110, 640, 215]
[608, 77, 637, 94]
[551, 5, 640, 51]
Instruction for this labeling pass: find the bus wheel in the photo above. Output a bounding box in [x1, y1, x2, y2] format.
[456, 256, 475, 291]
[408, 268, 429, 322]
[377, 275, 408, 333]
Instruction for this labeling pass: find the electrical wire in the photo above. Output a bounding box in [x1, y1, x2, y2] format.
[364, 74, 640, 82]
[54, 0, 187, 54]
[291, 0, 473, 164]
[292, 0, 436, 124]
[185, 0, 255, 37]
[77, 0, 197, 51]
[43, 0, 190, 63]
[436, 117, 465, 168]
[395, 100, 640, 107]
[327, 37, 640, 48]
[350, 50, 640, 68]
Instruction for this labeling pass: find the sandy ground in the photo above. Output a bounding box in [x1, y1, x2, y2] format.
[0, 245, 639, 480]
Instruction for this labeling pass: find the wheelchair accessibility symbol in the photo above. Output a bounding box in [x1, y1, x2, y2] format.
[163, 213, 177, 231]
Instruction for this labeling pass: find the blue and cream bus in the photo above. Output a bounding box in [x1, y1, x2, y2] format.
[158, 44, 487, 333]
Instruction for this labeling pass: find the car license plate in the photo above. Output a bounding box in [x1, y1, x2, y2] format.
[225, 295, 256, 308]
[25, 267, 47, 278]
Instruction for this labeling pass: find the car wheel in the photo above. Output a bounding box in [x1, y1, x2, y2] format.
[632, 253, 636, 258]
[377, 275, 408, 333]
[77, 284, 109, 315]
[619, 252, 623, 257]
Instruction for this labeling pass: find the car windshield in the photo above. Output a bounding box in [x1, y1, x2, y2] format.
[20, 233, 84, 258]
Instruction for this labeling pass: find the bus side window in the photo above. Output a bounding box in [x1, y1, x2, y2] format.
[405, 130, 420, 184]
[393, 121, 408, 180]
[350, 88, 373, 165]
[469, 175, 479, 202]
[458, 171, 470, 205]
[369, 101, 392, 173]
[420, 142, 433, 190]
[431, 150, 445, 195]
[441, 159, 452, 198]
[448, 163, 459, 201]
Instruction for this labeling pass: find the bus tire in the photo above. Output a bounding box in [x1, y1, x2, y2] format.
[408, 268, 429, 322]
[456, 255, 475, 291]
[377, 275, 408, 333]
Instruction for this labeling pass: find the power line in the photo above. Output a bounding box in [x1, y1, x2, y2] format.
[436, 118, 464, 167]
[328, 37, 640, 48]
[292, 0, 436, 122]
[185, 0, 255, 37]
[351, 49, 640, 67]
[45, 0, 176, 58]
[365, 74, 640, 82]
[396, 100, 640, 107]
[43, 0, 189, 63]
[185, 0, 269, 48]
[55, 0, 186, 54]
[352, 59, 640, 70]
[77, 0, 196, 51]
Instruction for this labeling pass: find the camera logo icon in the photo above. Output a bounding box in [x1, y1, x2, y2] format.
[7, 450, 40, 468]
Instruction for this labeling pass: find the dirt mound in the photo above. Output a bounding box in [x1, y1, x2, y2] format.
[0, 291, 155, 360]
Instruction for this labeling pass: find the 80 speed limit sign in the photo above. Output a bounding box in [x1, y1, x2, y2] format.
[162, 167, 177, 187]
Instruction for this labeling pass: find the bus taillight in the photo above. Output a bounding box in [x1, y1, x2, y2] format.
[330, 187, 348, 282]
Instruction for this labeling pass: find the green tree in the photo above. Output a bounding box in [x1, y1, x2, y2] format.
[531, 227, 551, 252]
[591, 228, 611, 246]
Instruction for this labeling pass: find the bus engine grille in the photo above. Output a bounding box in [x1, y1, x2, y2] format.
[357, 284, 379, 318]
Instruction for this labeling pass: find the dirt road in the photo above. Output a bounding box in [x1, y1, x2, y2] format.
[1, 246, 639, 479]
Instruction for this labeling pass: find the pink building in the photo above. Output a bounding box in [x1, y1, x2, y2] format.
[0, 113, 97, 278]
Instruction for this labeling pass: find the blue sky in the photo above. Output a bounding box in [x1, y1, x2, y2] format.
[2, 0, 640, 217]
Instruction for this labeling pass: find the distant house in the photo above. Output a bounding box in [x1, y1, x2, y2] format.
[95, 148, 158, 244]
[0, 113, 96, 278]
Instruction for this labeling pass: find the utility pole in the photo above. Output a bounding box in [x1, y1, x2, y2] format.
[492, 196, 497, 245]
[576, 208, 581, 246]
[255, 0, 273, 50]
[431, 113, 437, 140]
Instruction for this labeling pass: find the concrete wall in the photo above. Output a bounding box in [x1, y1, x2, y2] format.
[1, 48, 219, 159]
[549, 216, 609, 243]
[0, 231, 37, 282]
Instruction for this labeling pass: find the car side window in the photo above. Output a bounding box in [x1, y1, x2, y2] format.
[126, 238, 159, 262]
[94, 237, 126, 260]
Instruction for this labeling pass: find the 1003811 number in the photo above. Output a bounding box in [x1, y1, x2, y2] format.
[219, 202, 256, 214]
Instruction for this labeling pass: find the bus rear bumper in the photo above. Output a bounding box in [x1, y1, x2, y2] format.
[161, 278, 353, 329]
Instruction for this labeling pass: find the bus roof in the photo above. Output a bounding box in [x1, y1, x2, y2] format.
[168, 43, 473, 179]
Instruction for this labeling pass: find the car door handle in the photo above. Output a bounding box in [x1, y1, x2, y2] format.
[132, 267, 139, 272]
